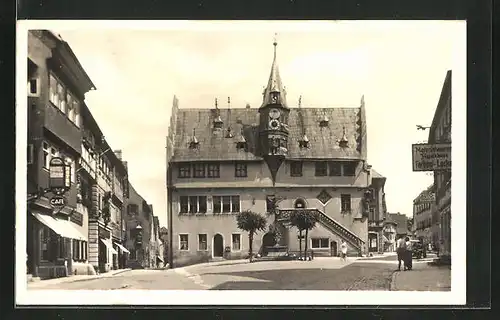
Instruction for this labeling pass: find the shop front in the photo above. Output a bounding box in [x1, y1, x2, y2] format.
[28, 211, 87, 279]
[97, 225, 117, 273]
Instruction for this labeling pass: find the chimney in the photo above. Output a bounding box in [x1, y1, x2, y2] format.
[114, 150, 122, 160]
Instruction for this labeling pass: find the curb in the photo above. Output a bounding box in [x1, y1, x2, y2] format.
[28, 268, 132, 287]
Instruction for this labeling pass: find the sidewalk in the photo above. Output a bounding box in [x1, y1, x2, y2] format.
[390, 264, 451, 291]
[27, 268, 131, 289]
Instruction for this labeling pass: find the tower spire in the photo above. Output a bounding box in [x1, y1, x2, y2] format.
[260, 34, 288, 109]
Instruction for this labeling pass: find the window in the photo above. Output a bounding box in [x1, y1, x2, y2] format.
[232, 234, 241, 251]
[179, 234, 189, 250]
[266, 195, 276, 213]
[315, 162, 328, 176]
[178, 163, 191, 178]
[341, 194, 351, 213]
[198, 234, 208, 251]
[180, 196, 207, 214]
[294, 198, 306, 209]
[65, 157, 75, 183]
[231, 196, 240, 213]
[290, 161, 303, 177]
[40, 226, 52, 261]
[49, 74, 59, 107]
[193, 163, 206, 178]
[213, 195, 240, 213]
[128, 204, 139, 215]
[28, 78, 39, 96]
[329, 162, 342, 176]
[207, 163, 220, 178]
[42, 142, 50, 169]
[311, 238, 329, 249]
[343, 162, 357, 176]
[235, 162, 247, 177]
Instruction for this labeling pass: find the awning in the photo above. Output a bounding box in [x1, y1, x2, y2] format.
[32, 212, 86, 241]
[156, 255, 164, 263]
[114, 242, 130, 253]
[100, 238, 118, 255]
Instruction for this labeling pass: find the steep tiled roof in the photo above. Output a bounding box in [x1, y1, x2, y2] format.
[169, 106, 366, 162]
[413, 184, 435, 203]
[388, 213, 408, 235]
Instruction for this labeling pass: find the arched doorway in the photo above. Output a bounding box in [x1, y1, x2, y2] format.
[261, 232, 276, 256]
[294, 198, 307, 209]
[213, 234, 224, 257]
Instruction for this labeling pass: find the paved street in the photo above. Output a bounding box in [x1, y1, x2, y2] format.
[27, 253, 448, 291]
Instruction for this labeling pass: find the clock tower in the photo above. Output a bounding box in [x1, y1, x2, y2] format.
[258, 37, 290, 185]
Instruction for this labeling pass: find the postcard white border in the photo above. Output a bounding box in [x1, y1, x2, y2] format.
[16, 20, 467, 306]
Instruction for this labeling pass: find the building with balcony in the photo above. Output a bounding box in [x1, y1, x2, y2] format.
[123, 184, 157, 269]
[413, 184, 437, 249]
[79, 104, 130, 274]
[428, 70, 452, 262]
[166, 39, 383, 267]
[27, 30, 95, 279]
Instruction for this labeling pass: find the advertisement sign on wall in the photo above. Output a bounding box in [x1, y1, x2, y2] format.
[412, 143, 451, 172]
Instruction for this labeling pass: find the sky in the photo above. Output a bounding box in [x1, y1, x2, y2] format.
[47, 21, 464, 227]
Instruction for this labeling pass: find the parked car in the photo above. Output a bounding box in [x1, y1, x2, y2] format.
[410, 239, 427, 259]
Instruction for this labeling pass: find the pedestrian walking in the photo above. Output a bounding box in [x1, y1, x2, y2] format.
[396, 235, 407, 271]
[405, 237, 413, 270]
[340, 240, 348, 262]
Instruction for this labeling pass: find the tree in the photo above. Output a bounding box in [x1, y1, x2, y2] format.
[236, 210, 267, 262]
[289, 210, 318, 260]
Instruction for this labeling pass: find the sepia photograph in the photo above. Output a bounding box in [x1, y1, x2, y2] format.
[16, 20, 466, 305]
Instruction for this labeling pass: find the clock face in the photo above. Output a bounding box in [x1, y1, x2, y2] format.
[269, 108, 281, 119]
[269, 120, 280, 130]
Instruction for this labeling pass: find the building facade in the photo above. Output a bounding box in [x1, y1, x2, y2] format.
[428, 70, 452, 261]
[388, 212, 408, 240]
[27, 30, 95, 279]
[367, 170, 389, 253]
[123, 184, 156, 269]
[166, 40, 382, 267]
[413, 184, 436, 248]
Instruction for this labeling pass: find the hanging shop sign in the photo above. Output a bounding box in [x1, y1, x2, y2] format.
[412, 143, 451, 172]
[49, 195, 66, 209]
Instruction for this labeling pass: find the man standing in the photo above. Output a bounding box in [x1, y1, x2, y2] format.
[340, 240, 348, 262]
[396, 236, 407, 271]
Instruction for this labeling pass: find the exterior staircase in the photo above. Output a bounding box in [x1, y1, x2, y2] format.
[277, 209, 365, 253]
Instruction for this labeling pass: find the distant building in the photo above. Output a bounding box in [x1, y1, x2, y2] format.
[428, 70, 452, 260]
[388, 212, 408, 239]
[382, 218, 397, 252]
[166, 39, 383, 267]
[413, 184, 436, 247]
[123, 184, 155, 269]
[367, 170, 389, 253]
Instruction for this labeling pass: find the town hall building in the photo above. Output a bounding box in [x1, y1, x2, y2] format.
[166, 39, 387, 267]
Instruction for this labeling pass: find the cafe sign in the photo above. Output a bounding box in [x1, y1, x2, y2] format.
[412, 143, 451, 172]
[49, 195, 66, 209]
